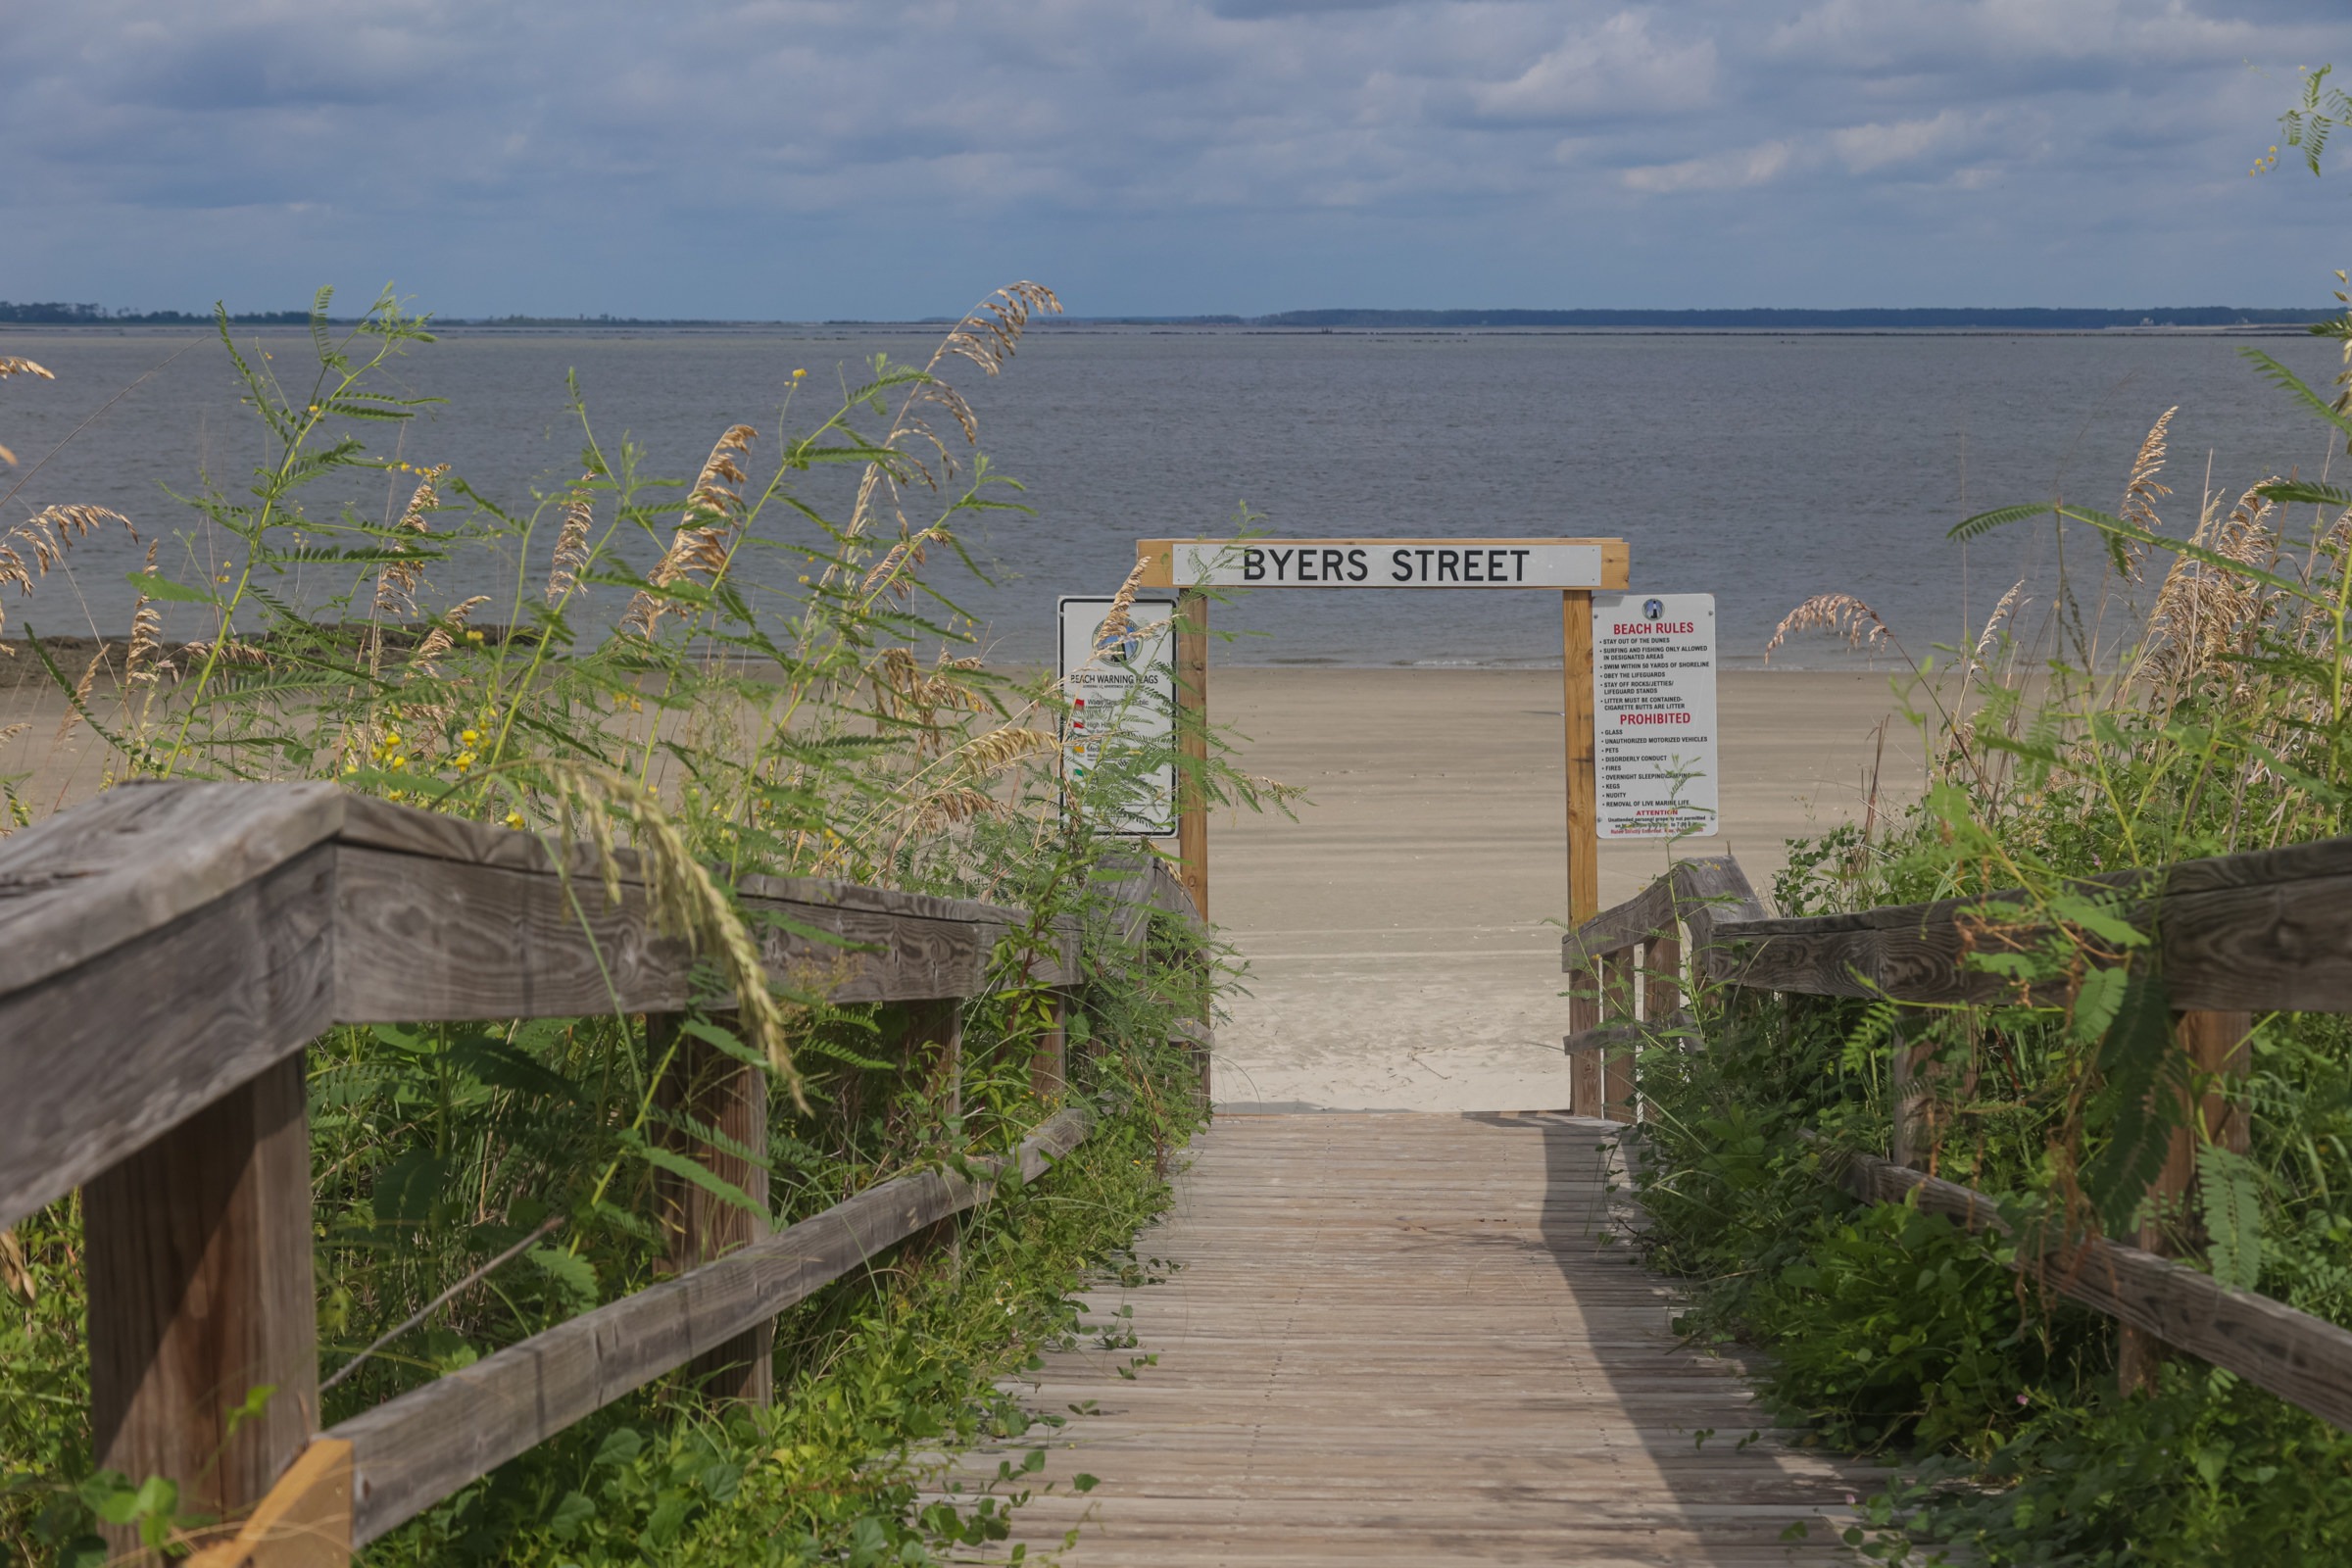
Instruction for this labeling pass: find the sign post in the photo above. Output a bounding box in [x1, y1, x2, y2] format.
[1175, 590, 1210, 920]
[1561, 591, 1599, 923]
[1137, 537, 1633, 927]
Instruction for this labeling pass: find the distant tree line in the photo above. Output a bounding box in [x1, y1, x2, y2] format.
[0, 302, 315, 325]
[5, 301, 2335, 331]
[1247, 307, 2333, 329]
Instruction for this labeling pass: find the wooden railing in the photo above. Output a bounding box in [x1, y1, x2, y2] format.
[1562, 841, 2352, 1434]
[0, 780, 1132, 1564]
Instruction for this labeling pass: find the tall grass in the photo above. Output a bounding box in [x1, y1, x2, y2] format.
[1633, 296, 2352, 1562]
[0, 285, 1273, 1564]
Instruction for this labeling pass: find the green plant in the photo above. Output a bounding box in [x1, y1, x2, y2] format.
[0, 282, 1272, 1563]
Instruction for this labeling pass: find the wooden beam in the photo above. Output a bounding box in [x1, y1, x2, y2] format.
[1032, 992, 1068, 1101]
[181, 1437, 352, 1568]
[0, 846, 337, 1231]
[327, 1109, 1092, 1544]
[86, 1054, 318, 1544]
[0, 780, 344, 998]
[650, 1013, 772, 1406]
[1600, 949, 1637, 1122]
[1174, 589, 1209, 922]
[1561, 590, 1598, 925]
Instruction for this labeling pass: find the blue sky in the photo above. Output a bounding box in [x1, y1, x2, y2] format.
[3, 0, 2346, 318]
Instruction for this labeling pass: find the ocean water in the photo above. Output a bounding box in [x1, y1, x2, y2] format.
[2, 322, 2341, 668]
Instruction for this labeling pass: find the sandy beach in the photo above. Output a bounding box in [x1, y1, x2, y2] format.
[1204, 666, 1920, 1113]
[1, 661, 1920, 1114]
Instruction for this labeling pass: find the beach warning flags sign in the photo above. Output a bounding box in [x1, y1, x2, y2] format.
[1056, 595, 1179, 837]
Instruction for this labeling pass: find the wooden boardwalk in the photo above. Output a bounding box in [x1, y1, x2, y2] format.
[959, 1112, 1877, 1566]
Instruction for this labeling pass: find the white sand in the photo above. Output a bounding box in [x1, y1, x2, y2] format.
[1203, 667, 1920, 1113]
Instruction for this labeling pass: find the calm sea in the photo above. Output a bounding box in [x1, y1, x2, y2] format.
[2, 323, 2340, 668]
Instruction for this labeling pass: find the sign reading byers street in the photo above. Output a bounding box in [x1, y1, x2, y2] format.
[1139, 538, 1630, 590]
[1592, 592, 1718, 839]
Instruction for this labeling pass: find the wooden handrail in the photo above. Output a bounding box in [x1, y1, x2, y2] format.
[0, 781, 1092, 1562]
[1560, 845, 2352, 1435]
[0, 781, 1075, 1229]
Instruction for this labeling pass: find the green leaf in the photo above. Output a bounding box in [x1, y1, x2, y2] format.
[2240, 347, 2352, 440]
[2256, 479, 2352, 509]
[2198, 1144, 2265, 1292]
[527, 1245, 601, 1309]
[547, 1490, 596, 1542]
[1948, 502, 2055, 542]
[1072, 1473, 1099, 1493]
[2069, 963, 2131, 1045]
[593, 1427, 644, 1468]
[125, 569, 220, 605]
[2080, 964, 2184, 1235]
[621, 1130, 763, 1216]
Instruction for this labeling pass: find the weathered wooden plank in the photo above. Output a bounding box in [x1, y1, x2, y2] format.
[331, 1108, 1090, 1544]
[1562, 1014, 1697, 1059]
[0, 779, 344, 996]
[182, 1436, 351, 1568]
[0, 846, 338, 1228]
[955, 1113, 1878, 1565]
[1565, 855, 1767, 971]
[1824, 1144, 2352, 1432]
[330, 845, 993, 1017]
[87, 1054, 318, 1539]
[650, 1011, 772, 1406]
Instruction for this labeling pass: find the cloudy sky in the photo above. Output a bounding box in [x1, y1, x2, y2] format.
[3, 0, 2345, 318]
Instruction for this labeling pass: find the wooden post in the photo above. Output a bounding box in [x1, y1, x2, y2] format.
[86, 1054, 319, 1548]
[1642, 930, 1681, 1025]
[1889, 1023, 1934, 1171]
[1601, 948, 1636, 1123]
[1562, 590, 1598, 924]
[1032, 992, 1068, 1102]
[1175, 588, 1209, 922]
[650, 1013, 773, 1406]
[2120, 1008, 2252, 1395]
[1566, 953, 1600, 1117]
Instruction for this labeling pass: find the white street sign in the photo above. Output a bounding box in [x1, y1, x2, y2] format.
[1057, 596, 1178, 837]
[1172, 540, 1610, 589]
[1592, 593, 1718, 839]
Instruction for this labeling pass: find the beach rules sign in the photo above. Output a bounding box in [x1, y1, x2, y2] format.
[1057, 595, 1179, 837]
[1592, 593, 1718, 838]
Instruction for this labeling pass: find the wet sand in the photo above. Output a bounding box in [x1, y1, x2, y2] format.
[1204, 667, 1921, 1113]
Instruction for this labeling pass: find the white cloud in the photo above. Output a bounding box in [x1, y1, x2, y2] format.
[1830, 109, 1973, 172]
[1623, 138, 1793, 192]
[0, 0, 2337, 313]
[1470, 11, 1717, 123]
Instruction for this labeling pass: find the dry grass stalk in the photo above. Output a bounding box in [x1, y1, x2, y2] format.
[1975, 579, 2030, 661]
[2143, 480, 2281, 697]
[0, 358, 58, 466]
[411, 595, 492, 674]
[0, 504, 137, 642]
[1764, 592, 1894, 663]
[1090, 557, 1149, 661]
[2115, 407, 2178, 581]
[0, 1226, 33, 1303]
[546, 473, 596, 605]
[125, 543, 172, 686]
[53, 644, 110, 742]
[872, 646, 989, 758]
[843, 283, 1061, 551]
[622, 426, 755, 637]
[373, 465, 450, 621]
